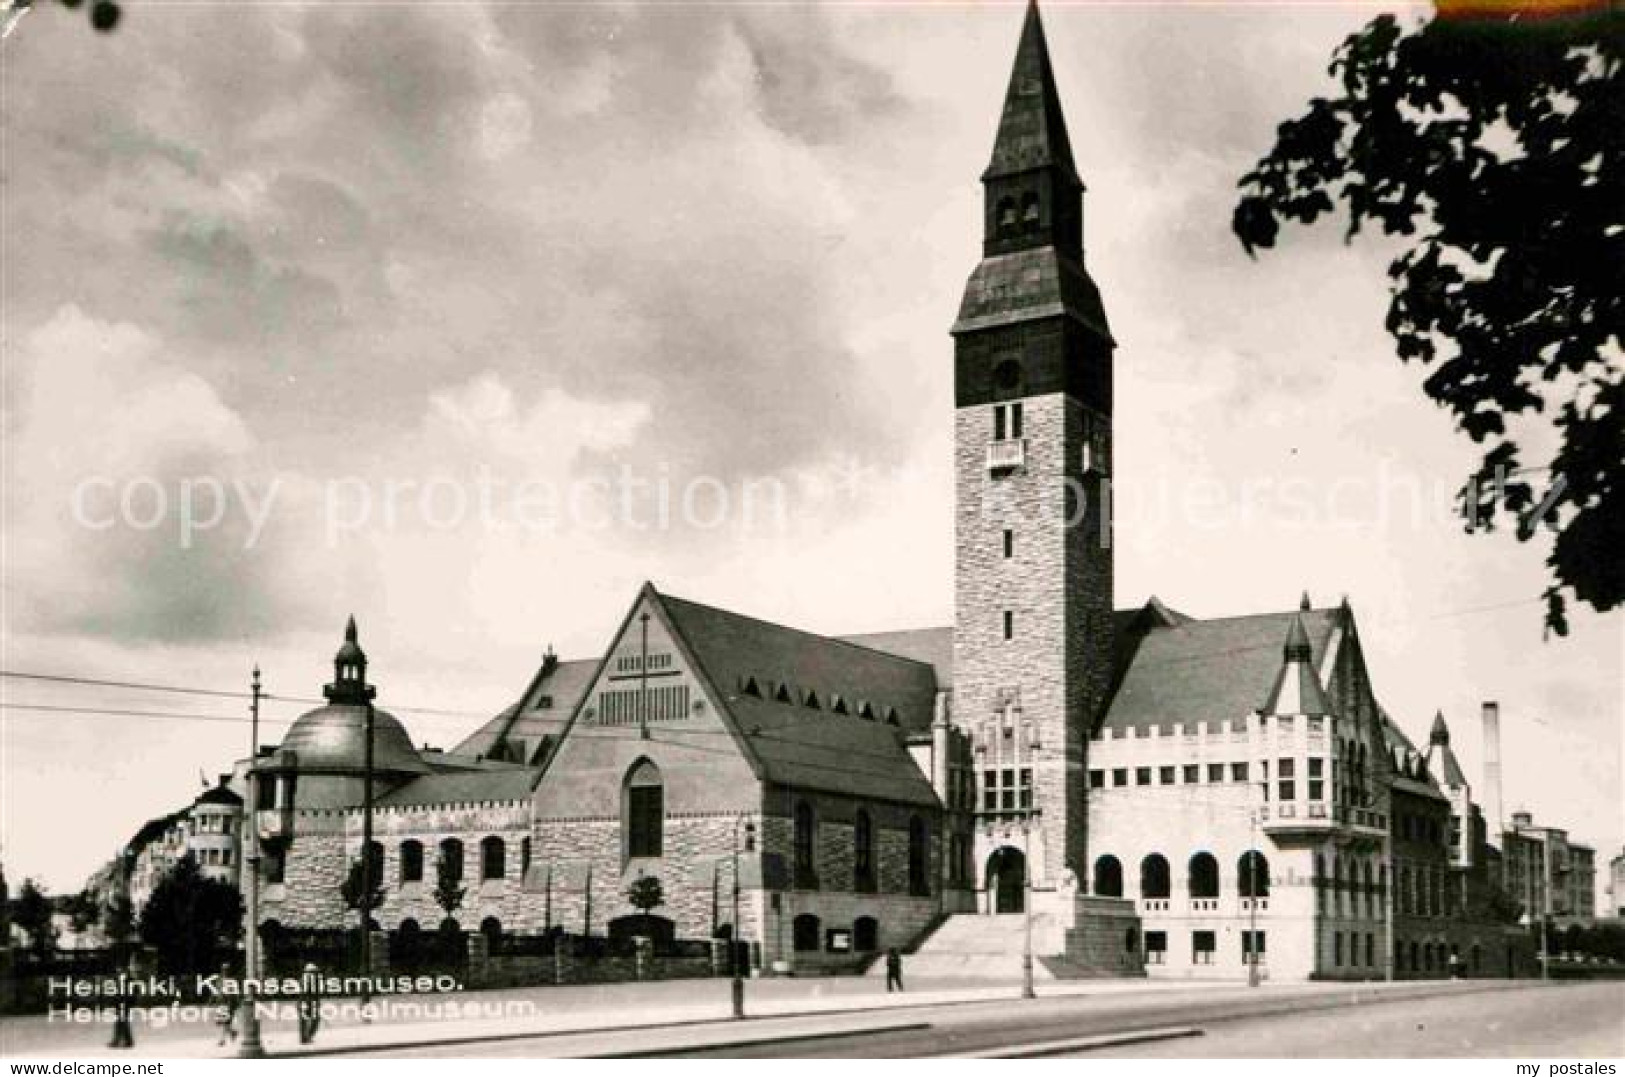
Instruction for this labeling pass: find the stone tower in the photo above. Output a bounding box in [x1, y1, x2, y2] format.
[952, 0, 1115, 895]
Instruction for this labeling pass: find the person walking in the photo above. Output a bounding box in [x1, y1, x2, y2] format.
[885, 947, 904, 993]
[209, 962, 240, 1047]
[297, 962, 323, 1045]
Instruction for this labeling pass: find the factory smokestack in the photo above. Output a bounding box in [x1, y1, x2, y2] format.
[1482, 701, 1504, 842]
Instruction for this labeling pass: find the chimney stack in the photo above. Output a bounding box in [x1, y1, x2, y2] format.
[1482, 701, 1504, 840]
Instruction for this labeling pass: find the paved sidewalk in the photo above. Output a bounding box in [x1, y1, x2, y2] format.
[0, 974, 1505, 1059]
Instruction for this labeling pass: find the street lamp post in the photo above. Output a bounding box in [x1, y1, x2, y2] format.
[1020, 817, 1035, 1000]
[236, 667, 266, 1057]
[360, 697, 376, 1001]
[730, 813, 755, 1019]
[1247, 786, 1262, 988]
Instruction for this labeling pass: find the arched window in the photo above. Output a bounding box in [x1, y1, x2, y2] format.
[793, 801, 818, 889]
[854, 916, 879, 952]
[908, 816, 930, 896]
[1093, 854, 1123, 898]
[439, 838, 464, 884]
[1188, 852, 1220, 899]
[1140, 854, 1171, 899]
[996, 197, 1017, 233]
[853, 810, 875, 893]
[480, 916, 503, 943]
[793, 913, 821, 952]
[400, 840, 424, 884]
[625, 759, 663, 859]
[1020, 191, 1041, 230]
[1238, 851, 1270, 899]
[481, 836, 506, 881]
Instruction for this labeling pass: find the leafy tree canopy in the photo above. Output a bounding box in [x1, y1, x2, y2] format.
[626, 873, 665, 916]
[138, 853, 242, 976]
[1234, 6, 1622, 635]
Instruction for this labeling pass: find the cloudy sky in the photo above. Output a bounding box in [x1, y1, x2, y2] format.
[2, 0, 1618, 897]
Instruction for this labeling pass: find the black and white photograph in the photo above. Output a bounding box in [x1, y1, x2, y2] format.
[0, 0, 1620, 1064]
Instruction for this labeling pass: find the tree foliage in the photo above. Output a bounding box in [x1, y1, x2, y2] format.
[340, 857, 385, 925]
[1234, 8, 1622, 635]
[138, 853, 242, 976]
[626, 873, 665, 916]
[12, 878, 57, 958]
[432, 853, 466, 922]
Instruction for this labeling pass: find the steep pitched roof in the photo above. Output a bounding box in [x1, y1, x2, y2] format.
[653, 590, 942, 806]
[836, 627, 953, 687]
[985, 0, 1081, 185]
[1425, 710, 1470, 788]
[1100, 607, 1339, 733]
[1261, 613, 1332, 717]
[452, 656, 597, 764]
[376, 766, 536, 807]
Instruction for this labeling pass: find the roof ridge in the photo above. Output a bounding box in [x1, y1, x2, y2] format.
[659, 592, 940, 671]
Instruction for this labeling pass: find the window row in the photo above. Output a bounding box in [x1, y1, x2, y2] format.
[1314, 854, 1384, 920]
[737, 677, 901, 725]
[1089, 758, 1327, 802]
[795, 801, 932, 896]
[364, 836, 531, 886]
[1091, 851, 1270, 900]
[791, 914, 882, 954]
[1145, 929, 1265, 965]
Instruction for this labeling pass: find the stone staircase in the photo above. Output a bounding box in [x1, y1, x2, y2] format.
[868, 913, 1059, 981]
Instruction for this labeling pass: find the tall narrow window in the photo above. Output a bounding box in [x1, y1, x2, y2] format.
[794, 800, 818, 889]
[1238, 850, 1270, 898]
[1002, 529, 1014, 558]
[908, 816, 930, 896]
[400, 840, 424, 884]
[854, 810, 875, 893]
[1003, 610, 1014, 640]
[625, 759, 664, 859]
[481, 836, 506, 881]
[993, 401, 1024, 440]
[1189, 852, 1220, 899]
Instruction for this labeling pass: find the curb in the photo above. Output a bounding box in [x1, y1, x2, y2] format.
[952, 1025, 1205, 1059]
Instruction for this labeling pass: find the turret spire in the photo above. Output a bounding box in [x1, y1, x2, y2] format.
[1429, 709, 1450, 746]
[1263, 612, 1329, 717]
[325, 615, 376, 706]
[985, 0, 1080, 186]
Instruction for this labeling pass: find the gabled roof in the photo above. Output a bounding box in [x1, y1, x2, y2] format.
[1425, 710, 1470, 788]
[1100, 606, 1339, 733]
[650, 588, 943, 807]
[836, 627, 953, 687]
[985, 0, 1081, 186]
[452, 656, 597, 764]
[1261, 614, 1331, 717]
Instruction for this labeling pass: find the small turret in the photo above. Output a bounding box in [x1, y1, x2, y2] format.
[1262, 612, 1330, 717]
[324, 616, 377, 707]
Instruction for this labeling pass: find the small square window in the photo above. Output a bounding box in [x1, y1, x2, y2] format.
[1232, 762, 1248, 783]
[1089, 769, 1105, 789]
[1183, 764, 1200, 784]
[1208, 763, 1225, 783]
[1112, 768, 1128, 787]
[1159, 766, 1176, 786]
[1135, 767, 1152, 786]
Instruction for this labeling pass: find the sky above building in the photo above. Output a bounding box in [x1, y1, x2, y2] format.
[1, 0, 1618, 895]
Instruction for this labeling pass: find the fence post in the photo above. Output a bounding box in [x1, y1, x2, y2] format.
[634, 937, 653, 982]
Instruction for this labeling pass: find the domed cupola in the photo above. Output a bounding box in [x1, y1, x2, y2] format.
[278, 618, 429, 776]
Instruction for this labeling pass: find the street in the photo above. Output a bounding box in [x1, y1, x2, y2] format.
[636, 981, 1624, 1060]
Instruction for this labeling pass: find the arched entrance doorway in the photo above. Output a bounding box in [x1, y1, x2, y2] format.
[985, 847, 1026, 914]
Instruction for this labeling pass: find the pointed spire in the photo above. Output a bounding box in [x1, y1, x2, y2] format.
[1429, 709, 1450, 745]
[325, 615, 375, 705]
[985, 0, 1080, 185]
[1299, 590, 1312, 612]
[1262, 612, 1329, 717]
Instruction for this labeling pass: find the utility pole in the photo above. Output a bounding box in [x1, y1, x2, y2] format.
[236, 667, 266, 1057]
[1248, 785, 1261, 988]
[731, 813, 754, 1018]
[360, 695, 375, 997]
